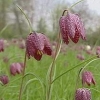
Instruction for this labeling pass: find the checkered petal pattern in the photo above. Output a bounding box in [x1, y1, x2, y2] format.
[82, 71, 96, 86]
[75, 88, 91, 100]
[0, 75, 9, 85]
[26, 32, 52, 61]
[59, 11, 86, 44]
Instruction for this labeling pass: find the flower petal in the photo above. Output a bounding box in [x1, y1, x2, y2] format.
[74, 14, 86, 40]
[26, 32, 44, 60]
[65, 12, 76, 38]
[69, 26, 80, 43]
[59, 16, 69, 44]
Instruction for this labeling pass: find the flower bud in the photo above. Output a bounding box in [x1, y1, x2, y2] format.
[0, 75, 9, 85]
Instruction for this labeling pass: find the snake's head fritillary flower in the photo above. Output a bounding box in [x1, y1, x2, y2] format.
[82, 71, 96, 86]
[96, 46, 100, 57]
[59, 11, 86, 44]
[18, 39, 25, 49]
[26, 32, 52, 61]
[10, 63, 24, 76]
[86, 50, 94, 55]
[0, 75, 9, 85]
[75, 88, 91, 100]
[96, 46, 100, 51]
[19, 42, 25, 49]
[96, 49, 100, 58]
[77, 54, 85, 60]
[0, 39, 4, 52]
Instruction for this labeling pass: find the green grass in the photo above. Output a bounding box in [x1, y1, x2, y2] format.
[0, 44, 100, 100]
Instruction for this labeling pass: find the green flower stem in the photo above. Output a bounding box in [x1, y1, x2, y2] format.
[18, 52, 27, 100]
[62, 10, 68, 16]
[51, 56, 97, 84]
[23, 72, 46, 98]
[68, 0, 84, 10]
[49, 32, 62, 82]
[92, 35, 100, 51]
[16, 5, 33, 33]
[16, 4, 33, 100]
[62, 0, 84, 16]
[0, 24, 9, 34]
[79, 58, 100, 76]
[90, 88, 100, 93]
[23, 73, 45, 86]
[46, 32, 62, 100]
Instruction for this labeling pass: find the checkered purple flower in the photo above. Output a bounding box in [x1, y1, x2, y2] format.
[0, 39, 4, 52]
[75, 88, 91, 100]
[10, 62, 24, 76]
[26, 32, 52, 61]
[82, 71, 96, 86]
[0, 75, 9, 85]
[96, 46, 100, 57]
[77, 54, 85, 60]
[59, 11, 86, 44]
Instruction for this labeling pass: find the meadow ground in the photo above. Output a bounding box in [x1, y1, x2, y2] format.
[0, 41, 100, 100]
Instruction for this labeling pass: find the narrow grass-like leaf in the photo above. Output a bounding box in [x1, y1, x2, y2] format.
[90, 88, 100, 93]
[23, 78, 39, 92]
[51, 56, 97, 84]
[0, 24, 9, 35]
[23, 72, 45, 99]
[16, 5, 33, 33]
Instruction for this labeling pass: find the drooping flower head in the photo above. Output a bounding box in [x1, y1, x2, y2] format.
[18, 41, 25, 49]
[59, 10, 86, 44]
[10, 62, 24, 76]
[96, 46, 100, 58]
[0, 39, 4, 52]
[75, 88, 91, 100]
[82, 71, 96, 86]
[0, 75, 9, 85]
[77, 54, 85, 60]
[26, 32, 52, 61]
[96, 49, 100, 58]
